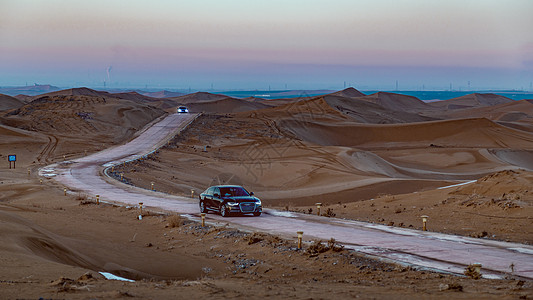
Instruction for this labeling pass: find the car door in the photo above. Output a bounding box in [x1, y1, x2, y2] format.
[212, 187, 222, 209]
[203, 187, 214, 208]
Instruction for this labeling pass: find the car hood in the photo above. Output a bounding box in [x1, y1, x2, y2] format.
[223, 196, 259, 203]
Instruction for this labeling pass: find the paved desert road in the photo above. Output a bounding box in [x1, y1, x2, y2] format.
[41, 113, 533, 280]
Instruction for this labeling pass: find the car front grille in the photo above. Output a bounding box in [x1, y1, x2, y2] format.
[239, 202, 256, 212]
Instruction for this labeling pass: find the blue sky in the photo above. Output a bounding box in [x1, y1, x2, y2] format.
[1, 0, 532, 90]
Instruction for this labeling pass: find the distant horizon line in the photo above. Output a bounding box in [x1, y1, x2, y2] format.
[1, 83, 533, 94]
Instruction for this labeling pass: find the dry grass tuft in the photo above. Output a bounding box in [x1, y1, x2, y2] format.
[307, 238, 344, 254]
[464, 264, 482, 279]
[167, 214, 184, 228]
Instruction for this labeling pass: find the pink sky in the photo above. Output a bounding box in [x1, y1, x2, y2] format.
[1, 0, 532, 90]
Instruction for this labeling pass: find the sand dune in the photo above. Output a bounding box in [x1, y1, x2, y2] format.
[429, 93, 514, 110]
[39, 87, 109, 98]
[489, 149, 533, 171]
[0, 93, 25, 111]
[186, 97, 272, 113]
[356, 92, 429, 112]
[329, 87, 366, 98]
[280, 117, 533, 148]
[441, 99, 533, 121]
[170, 91, 230, 103]
[142, 90, 185, 98]
[2, 95, 163, 139]
[2, 87, 533, 298]
[323, 95, 437, 123]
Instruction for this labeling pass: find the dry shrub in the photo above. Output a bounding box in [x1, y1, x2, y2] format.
[307, 240, 329, 254]
[464, 264, 482, 279]
[167, 214, 184, 228]
[77, 193, 93, 205]
[323, 208, 336, 217]
[327, 238, 344, 252]
[307, 238, 344, 254]
[248, 232, 264, 245]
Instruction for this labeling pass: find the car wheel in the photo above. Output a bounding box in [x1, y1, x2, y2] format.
[253, 212, 261, 217]
[199, 201, 207, 213]
[220, 204, 229, 217]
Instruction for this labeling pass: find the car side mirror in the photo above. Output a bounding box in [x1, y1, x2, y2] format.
[213, 193, 220, 198]
[249, 192, 254, 196]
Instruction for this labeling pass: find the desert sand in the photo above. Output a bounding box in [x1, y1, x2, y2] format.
[0, 87, 532, 298]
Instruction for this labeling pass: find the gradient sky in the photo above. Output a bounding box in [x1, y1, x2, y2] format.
[1, 0, 532, 90]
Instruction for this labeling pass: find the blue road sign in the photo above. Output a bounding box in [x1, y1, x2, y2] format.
[8, 155, 16, 162]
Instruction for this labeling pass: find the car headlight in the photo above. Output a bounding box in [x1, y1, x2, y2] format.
[227, 202, 239, 206]
[255, 200, 262, 206]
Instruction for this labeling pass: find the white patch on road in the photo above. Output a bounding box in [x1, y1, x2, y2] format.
[267, 211, 297, 218]
[510, 247, 533, 255]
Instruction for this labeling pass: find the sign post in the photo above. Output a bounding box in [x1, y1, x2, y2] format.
[8, 155, 16, 169]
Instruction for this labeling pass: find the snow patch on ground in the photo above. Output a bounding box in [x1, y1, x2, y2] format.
[267, 211, 297, 218]
[510, 247, 533, 255]
[99, 272, 135, 282]
[437, 180, 477, 190]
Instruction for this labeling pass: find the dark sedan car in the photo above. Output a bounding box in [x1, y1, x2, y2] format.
[199, 185, 262, 217]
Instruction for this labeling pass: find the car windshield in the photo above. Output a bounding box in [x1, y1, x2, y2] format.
[219, 187, 249, 197]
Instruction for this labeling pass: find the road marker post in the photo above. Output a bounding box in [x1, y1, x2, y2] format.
[421, 215, 429, 231]
[64, 188, 67, 196]
[191, 190, 195, 198]
[151, 182, 155, 191]
[120, 173, 124, 181]
[39, 178, 43, 185]
[139, 202, 144, 219]
[96, 195, 100, 205]
[316, 203, 322, 216]
[201, 213, 206, 227]
[63, 155, 66, 161]
[27, 168, 30, 176]
[112, 166, 114, 172]
[297, 231, 304, 250]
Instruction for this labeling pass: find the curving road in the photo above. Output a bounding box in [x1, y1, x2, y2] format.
[40, 113, 533, 280]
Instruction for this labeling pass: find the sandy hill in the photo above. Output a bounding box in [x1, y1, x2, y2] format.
[249, 94, 435, 124]
[0, 94, 165, 144]
[329, 87, 366, 98]
[355, 92, 429, 112]
[14, 94, 33, 102]
[39, 87, 109, 98]
[108, 91, 164, 104]
[429, 93, 514, 110]
[186, 98, 271, 113]
[453, 169, 533, 200]
[247, 96, 347, 123]
[170, 92, 230, 103]
[0, 94, 25, 111]
[279, 117, 533, 149]
[142, 90, 185, 98]
[31, 88, 180, 110]
[440, 99, 533, 123]
[323, 95, 437, 124]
